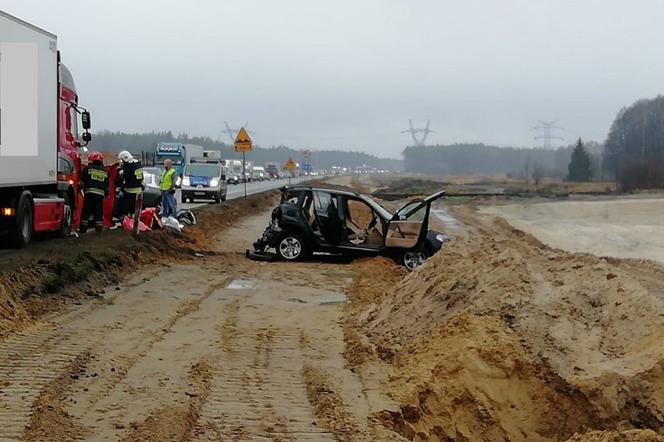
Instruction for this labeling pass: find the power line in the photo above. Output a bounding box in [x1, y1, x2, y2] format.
[401, 119, 434, 146]
[534, 120, 564, 149]
[218, 121, 254, 144]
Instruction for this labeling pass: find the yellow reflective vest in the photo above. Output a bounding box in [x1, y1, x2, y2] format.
[160, 168, 176, 191]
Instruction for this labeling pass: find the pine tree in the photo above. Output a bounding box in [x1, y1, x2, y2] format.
[568, 138, 592, 182]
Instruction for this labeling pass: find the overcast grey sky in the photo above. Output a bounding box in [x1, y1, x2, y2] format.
[4, 0, 664, 157]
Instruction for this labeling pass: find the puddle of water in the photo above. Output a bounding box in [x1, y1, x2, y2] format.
[287, 292, 347, 305]
[226, 279, 261, 289]
[432, 209, 460, 228]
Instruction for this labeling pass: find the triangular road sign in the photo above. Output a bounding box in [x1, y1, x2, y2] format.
[234, 127, 253, 152]
[284, 157, 296, 171]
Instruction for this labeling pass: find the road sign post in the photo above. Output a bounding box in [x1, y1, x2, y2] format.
[284, 157, 296, 185]
[234, 127, 253, 198]
[242, 152, 247, 197]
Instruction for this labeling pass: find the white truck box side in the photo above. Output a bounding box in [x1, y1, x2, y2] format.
[183, 144, 204, 163]
[0, 11, 57, 188]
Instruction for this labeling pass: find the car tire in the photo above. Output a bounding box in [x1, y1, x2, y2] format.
[9, 191, 33, 248]
[276, 232, 309, 261]
[401, 249, 427, 271]
[221, 192, 227, 202]
[214, 193, 220, 203]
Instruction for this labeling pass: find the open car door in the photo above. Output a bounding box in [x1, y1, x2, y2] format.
[385, 190, 446, 249]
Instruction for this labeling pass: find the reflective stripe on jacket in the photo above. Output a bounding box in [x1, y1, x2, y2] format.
[81, 163, 109, 197]
[85, 188, 106, 196]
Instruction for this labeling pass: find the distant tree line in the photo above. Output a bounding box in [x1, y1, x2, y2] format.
[90, 130, 402, 170]
[604, 95, 664, 190]
[403, 144, 561, 179]
[402, 141, 607, 182]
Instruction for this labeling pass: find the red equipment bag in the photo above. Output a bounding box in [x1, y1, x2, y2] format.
[140, 207, 156, 229]
[121, 216, 150, 232]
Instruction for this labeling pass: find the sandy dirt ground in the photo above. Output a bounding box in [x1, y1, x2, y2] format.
[481, 196, 664, 263]
[0, 209, 403, 441]
[3, 176, 664, 442]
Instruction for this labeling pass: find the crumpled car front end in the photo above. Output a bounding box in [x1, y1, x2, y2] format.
[247, 207, 283, 260]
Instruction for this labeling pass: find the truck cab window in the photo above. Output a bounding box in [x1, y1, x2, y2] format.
[68, 106, 79, 140]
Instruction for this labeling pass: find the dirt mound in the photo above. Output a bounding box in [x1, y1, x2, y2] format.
[345, 218, 664, 440]
[567, 430, 664, 441]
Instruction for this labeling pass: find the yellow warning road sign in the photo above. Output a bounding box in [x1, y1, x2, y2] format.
[234, 127, 253, 152]
[284, 157, 296, 171]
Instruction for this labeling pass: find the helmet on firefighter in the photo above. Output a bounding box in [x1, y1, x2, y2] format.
[88, 152, 104, 163]
[118, 150, 134, 162]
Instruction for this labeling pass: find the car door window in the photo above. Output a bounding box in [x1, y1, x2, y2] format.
[386, 201, 427, 249]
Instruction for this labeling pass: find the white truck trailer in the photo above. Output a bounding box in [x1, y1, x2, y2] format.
[0, 10, 92, 246]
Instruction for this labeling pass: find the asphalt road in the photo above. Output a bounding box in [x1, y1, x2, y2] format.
[177, 176, 317, 210]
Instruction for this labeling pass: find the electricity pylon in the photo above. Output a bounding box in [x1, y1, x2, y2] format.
[534, 120, 564, 149]
[401, 119, 434, 146]
[218, 121, 254, 144]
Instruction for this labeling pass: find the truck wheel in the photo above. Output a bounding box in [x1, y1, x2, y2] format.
[9, 191, 33, 248]
[276, 232, 309, 261]
[58, 193, 72, 238]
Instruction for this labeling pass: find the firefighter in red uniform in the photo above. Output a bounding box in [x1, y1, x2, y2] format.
[79, 152, 109, 233]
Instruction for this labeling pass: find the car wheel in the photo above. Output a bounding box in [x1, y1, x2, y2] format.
[214, 192, 220, 203]
[401, 249, 427, 271]
[9, 191, 33, 248]
[277, 232, 308, 261]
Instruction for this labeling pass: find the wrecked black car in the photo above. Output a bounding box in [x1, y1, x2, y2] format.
[248, 186, 449, 270]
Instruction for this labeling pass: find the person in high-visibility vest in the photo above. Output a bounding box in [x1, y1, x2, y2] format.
[160, 159, 178, 218]
[116, 150, 144, 217]
[79, 152, 109, 233]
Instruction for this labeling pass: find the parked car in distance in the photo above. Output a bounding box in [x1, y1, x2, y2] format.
[248, 186, 449, 270]
[141, 167, 162, 209]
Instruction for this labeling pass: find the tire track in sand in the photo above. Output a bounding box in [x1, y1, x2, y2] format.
[192, 295, 336, 441]
[0, 265, 214, 441]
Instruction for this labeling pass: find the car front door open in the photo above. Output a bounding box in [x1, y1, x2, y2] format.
[385, 190, 446, 249]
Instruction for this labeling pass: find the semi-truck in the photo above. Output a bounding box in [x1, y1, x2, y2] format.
[265, 162, 279, 179]
[0, 11, 94, 247]
[154, 142, 204, 177]
[226, 160, 243, 184]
